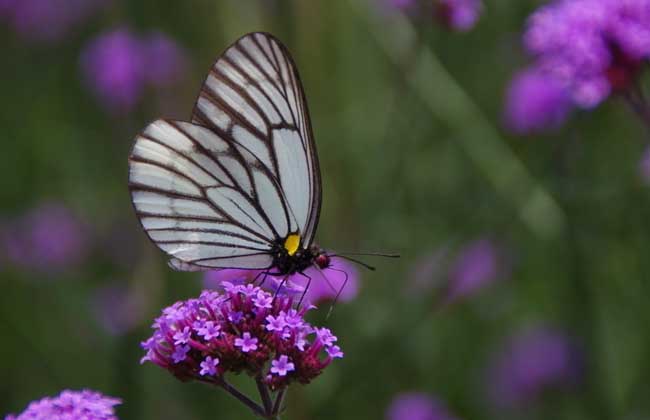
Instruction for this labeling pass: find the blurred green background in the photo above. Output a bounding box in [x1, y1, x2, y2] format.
[2, 1, 650, 419]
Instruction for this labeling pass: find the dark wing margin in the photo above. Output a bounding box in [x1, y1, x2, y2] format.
[191, 32, 322, 247]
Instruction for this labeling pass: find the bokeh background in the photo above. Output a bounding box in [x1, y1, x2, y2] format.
[2, 1, 650, 419]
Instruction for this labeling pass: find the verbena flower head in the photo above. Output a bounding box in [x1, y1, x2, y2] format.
[487, 326, 583, 408]
[504, 68, 572, 135]
[5, 389, 121, 420]
[2, 202, 87, 272]
[141, 285, 343, 390]
[386, 392, 459, 420]
[434, 0, 482, 32]
[523, 0, 650, 108]
[80, 28, 186, 113]
[443, 239, 509, 304]
[203, 257, 360, 305]
[0, 0, 108, 43]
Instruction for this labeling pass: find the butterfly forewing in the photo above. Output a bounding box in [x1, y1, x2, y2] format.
[192, 32, 321, 246]
[128, 32, 322, 271]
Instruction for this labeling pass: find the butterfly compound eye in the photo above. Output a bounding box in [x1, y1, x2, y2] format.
[315, 254, 330, 269]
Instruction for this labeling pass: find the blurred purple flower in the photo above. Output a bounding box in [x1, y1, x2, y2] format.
[435, 0, 482, 32]
[487, 326, 584, 408]
[504, 68, 573, 135]
[293, 258, 360, 304]
[0, 0, 108, 43]
[142, 32, 187, 87]
[5, 389, 121, 420]
[80, 28, 145, 112]
[639, 146, 650, 184]
[386, 392, 459, 420]
[80, 28, 187, 113]
[203, 257, 360, 305]
[2, 202, 87, 272]
[522, 0, 650, 109]
[443, 239, 508, 304]
[91, 284, 145, 336]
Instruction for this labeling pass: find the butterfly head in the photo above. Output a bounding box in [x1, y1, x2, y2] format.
[314, 252, 331, 270]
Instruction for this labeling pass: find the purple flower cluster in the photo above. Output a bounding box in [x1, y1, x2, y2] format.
[1, 202, 87, 272]
[506, 0, 650, 133]
[141, 285, 343, 390]
[80, 28, 186, 113]
[5, 389, 121, 420]
[386, 392, 459, 420]
[0, 0, 108, 43]
[443, 238, 509, 304]
[486, 326, 583, 408]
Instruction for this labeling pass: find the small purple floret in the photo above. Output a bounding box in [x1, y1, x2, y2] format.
[270, 355, 295, 377]
[234, 332, 259, 353]
[199, 356, 220, 376]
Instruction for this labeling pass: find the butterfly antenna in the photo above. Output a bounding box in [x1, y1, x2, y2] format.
[323, 266, 349, 319]
[328, 254, 377, 271]
[335, 251, 401, 258]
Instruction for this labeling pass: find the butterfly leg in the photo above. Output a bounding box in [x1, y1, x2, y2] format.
[324, 266, 349, 319]
[297, 271, 312, 309]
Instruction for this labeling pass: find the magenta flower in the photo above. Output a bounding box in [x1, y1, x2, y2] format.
[2, 202, 87, 272]
[435, 0, 482, 32]
[80, 28, 186, 113]
[443, 239, 509, 304]
[4, 389, 121, 420]
[522, 0, 650, 109]
[504, 68, 572, 135]
[386, 392, 459, 420]
[486, 326, 584, 408]
[141, 285, 343, 417]
[0, 0, 108, 43]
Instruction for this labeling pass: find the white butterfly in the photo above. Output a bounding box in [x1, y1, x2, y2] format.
[128, 32, 332, 276]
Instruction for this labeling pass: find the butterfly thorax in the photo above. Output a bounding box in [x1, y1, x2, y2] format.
[271, 237, 329, 275]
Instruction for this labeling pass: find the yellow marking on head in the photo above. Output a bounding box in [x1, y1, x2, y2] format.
[284, 234, 300, 256]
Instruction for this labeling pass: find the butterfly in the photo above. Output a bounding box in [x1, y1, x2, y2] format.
[129, 32, 339, 284]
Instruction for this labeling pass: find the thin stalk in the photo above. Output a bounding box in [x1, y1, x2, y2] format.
[272, 388, 287, 416]
[256, 375, 273, 415]
[623, 82, 650, 138]
[197, 377, 267, 418]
